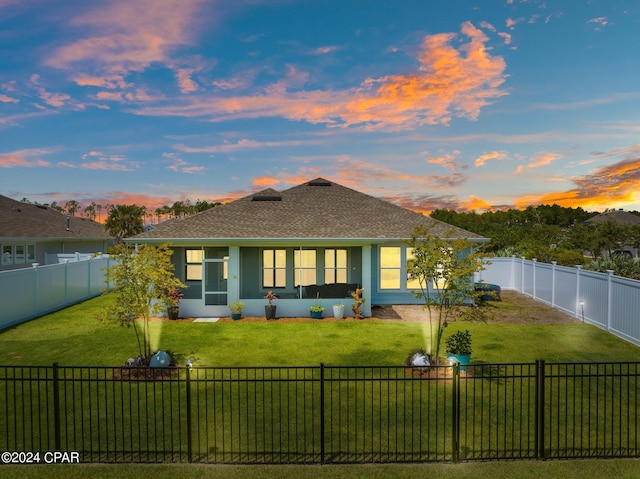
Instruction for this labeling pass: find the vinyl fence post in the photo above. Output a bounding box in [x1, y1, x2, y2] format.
[52, 362, 61, 451]
[320, 362, 325, 464]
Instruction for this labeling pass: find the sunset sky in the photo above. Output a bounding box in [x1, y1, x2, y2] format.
[2, 0, 640, 216]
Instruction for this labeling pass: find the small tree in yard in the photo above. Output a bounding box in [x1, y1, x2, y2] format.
[406, 225, 491, 362]
[101, 243, 185, 362]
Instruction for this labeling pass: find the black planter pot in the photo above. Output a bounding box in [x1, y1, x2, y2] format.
[265, 304, 277, 320]
[167, 306, 180, 320]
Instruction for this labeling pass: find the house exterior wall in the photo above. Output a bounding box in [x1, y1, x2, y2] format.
[1, 239, 110, 271]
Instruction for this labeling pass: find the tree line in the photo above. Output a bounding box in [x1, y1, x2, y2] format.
[431, 205, 640, 279]
[20, 198, 221, 223]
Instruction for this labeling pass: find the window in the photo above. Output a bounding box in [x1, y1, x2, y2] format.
[380, 247, 401, 289]
[186, 249, 203, 281]
[2, 245, 12, 265]
[14, 244, 25, 264]
[406, 249, 424, 290]
[26, 245, 35, 262]
[325, 249, 347, 284]
[1, 244, 35, 266]
[294, 249, 317, 286]
[263, 249, 286, 288]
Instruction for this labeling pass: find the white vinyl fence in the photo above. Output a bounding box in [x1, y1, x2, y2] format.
[476, 256, 640, 347]
[0, 256, 114, 330]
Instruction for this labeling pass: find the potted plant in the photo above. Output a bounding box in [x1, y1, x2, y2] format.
[351, 288, 365, 319]
[164, 288, 183, 320]
[445, 329, 472, 371]
[332, 303, 345, 319]
[309, 293, 324, 319]
[229, 301, 244, 320]
[264, 290, 277, 320]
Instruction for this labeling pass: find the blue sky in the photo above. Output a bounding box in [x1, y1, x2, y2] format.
[2, 0, 640, 217]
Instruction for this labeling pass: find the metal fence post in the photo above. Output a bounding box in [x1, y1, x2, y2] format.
[452, 363, 461, 462]
[535, 359, 545, 459]
[52, 362, 61, 451]
[186, 367, 193, 463]
[320, 362, 325, 464]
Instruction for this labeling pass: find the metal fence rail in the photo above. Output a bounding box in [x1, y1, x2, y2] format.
[2, 362, 639, 464]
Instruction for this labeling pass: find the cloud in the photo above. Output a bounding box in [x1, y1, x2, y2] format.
[175, 68, 199, 93]
[526, 152, 563, 169]
[425, 151, 462, 171]
[0, 93, 19, 103]
[163, 152, 205, 173]
[135, 21, 508, 130]
[515, 155, 640, 210]
[45, 0, 206, 87]
[474, 150, 508, 167]
[73, 73, 131, 89]
[459, 195, 493, 212]
[0, 148, 52, 168]
[173, 138, 323, 153]
[587, 17, 610, 30]
[310, 45, 340, 55]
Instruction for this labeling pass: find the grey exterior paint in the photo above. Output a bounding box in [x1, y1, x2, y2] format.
[0, 195, 113, 271]
[129, 178, 488, 318]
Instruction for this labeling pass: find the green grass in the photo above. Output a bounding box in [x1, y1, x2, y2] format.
[1, 293, 640, 367]
[2, 459, 640, 479]
[2, 294, 640, 467]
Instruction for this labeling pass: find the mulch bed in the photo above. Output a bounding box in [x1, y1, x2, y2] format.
[112, 367, 181, 381]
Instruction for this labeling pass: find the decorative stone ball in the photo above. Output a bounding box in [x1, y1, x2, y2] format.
[150, 351, 172, 368]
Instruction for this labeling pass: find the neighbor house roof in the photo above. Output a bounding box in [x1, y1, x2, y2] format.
[0, 195, 111, 241]
[586, 209, 640, 226]
[131, 178, 487, 242]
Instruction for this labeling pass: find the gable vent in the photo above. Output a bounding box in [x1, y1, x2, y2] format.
[252, 195, 282, 202]
[307, 179, 331, 186]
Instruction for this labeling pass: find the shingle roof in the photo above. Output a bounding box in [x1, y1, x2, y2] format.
[0, 195, 111, 240]
[132, 178, 486, 241]
[586, 210, 640, 226]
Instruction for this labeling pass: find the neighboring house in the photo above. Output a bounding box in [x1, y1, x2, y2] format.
[585, 209, 640, 258]
[128, 178, 489, 317]
[0, 194, 114, 271]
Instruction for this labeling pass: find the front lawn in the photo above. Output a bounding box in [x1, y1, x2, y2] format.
[1, 292, 639, 367]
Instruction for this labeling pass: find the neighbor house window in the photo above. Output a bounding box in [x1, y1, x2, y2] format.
[325, 249, 347, 284]
[186, 249, 203, 281]
[294, 249, 317, 286]
[14, 244, 25, 264]
[380, 246, 402, 289]
[2, 245, 12, 265]
[26, 244, 35, 262]
[263, 249, 286, 288]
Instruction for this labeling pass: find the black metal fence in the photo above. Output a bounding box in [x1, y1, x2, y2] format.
[2, 361, 639, 463]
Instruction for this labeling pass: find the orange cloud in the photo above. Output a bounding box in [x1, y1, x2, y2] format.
[527, 152, 563, 169]
[136, 22, 508, 130]
[459, 195, 493, 212]
[475, 150, 508, 167]
[515, 157, 640, 210]
[0, 149, 52, 168]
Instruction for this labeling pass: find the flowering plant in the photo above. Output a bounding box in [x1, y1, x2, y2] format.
[264, 290, 277, 304]
[164, 288, 184, 307]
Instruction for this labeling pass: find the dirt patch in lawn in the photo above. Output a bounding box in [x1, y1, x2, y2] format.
[154, 290, 579, 324]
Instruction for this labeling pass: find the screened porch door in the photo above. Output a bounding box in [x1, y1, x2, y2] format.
[203, 258, 228, 305]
